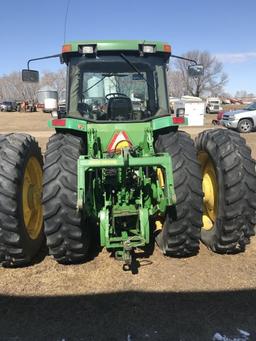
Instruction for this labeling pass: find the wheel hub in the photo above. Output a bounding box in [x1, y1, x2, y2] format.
[240, 121, 250, 132]
[199, 153, 218, 231]
[22, 157, 43, 239]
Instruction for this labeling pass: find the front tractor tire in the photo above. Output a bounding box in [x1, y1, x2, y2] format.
[43, 133, 90, 264]
[195, 129, 256, 253]
[0, 134, 44, 267]
[155, 130, 203, 257]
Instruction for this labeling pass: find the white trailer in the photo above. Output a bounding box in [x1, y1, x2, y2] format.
[172, 96, 205, 126]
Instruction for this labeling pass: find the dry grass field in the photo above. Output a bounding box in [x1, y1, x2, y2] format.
[0, 111, 256, 340]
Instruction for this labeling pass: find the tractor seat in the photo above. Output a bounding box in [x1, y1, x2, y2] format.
[107, 96, 133, 121]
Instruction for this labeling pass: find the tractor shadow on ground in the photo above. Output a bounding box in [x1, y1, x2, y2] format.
[131, 243, 155, 274]
[0, 289, 255, 340]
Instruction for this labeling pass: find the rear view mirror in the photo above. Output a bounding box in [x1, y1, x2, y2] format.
[22, 69, 39, 82]
[188, 64, 204, 77]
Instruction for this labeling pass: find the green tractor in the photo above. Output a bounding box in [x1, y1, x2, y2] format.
[0, 40, 255, 269]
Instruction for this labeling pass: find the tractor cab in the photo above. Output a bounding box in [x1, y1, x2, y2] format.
[62, 41, 171, 122]
[22, 40, 203, 124]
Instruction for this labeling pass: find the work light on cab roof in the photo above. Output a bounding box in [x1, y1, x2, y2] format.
[61, 40, 172, 57]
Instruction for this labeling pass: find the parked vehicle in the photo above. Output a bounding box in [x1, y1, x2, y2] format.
[229, 98, 244, 104]
[206, 97, 222, 114]
[0, 101, 17, 112]
[221, 98, 231, 105]
[27, 102, 37, 112]
[221, 102, 256, 133]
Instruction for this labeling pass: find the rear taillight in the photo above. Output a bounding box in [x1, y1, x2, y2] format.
[52, 119, 66, 126]
[173, 117, 185, 124]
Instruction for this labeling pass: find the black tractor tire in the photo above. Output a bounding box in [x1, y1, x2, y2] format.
[237, 119, 253, 133]
[0, 134, 44, 267]
[222, 130, 256, 237]
[43, 133, 90, 264]
[154, 130, 203, 257]
[195, 128, 256, 253]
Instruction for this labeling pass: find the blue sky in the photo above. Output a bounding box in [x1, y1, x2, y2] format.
[0, 0, 255, 95]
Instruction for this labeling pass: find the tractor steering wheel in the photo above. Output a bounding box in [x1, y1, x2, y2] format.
[105, 93, 129, 100]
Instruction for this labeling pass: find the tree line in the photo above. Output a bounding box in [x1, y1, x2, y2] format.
[0, 69, 66, 102]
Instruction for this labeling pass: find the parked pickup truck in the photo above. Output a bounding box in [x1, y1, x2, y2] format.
[221, 102, 256, 133]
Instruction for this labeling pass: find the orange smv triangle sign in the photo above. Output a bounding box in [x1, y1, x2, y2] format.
[107, 131, 132, 152]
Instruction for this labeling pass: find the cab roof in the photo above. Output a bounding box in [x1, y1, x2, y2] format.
[62, 40, 171, 54]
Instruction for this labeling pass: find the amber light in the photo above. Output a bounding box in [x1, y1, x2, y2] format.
[163, 44, 171, 53]
[62, 44, 72, 53]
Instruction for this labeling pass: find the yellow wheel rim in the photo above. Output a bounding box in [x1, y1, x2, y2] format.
[198, 152, 218, 231]
[22, 156, 43, 239]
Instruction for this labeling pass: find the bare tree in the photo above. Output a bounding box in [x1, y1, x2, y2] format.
[0, 68, 66, 102]
[0, 72, 38, 101]
[168, 50, 228, 97]
[167, 68, 186, 97]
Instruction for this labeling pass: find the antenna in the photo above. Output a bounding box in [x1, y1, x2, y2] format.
[64, 0, 71, 43]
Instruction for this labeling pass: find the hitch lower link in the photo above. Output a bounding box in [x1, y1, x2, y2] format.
[115, 236, 145, 271]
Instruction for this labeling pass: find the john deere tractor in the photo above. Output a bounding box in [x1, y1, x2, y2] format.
[1, 40, 255, 268]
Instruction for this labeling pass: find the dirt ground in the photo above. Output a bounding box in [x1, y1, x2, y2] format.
[0, 111, 256, 341]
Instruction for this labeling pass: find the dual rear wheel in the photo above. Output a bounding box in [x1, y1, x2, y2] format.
[155, 128, 256, 256]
